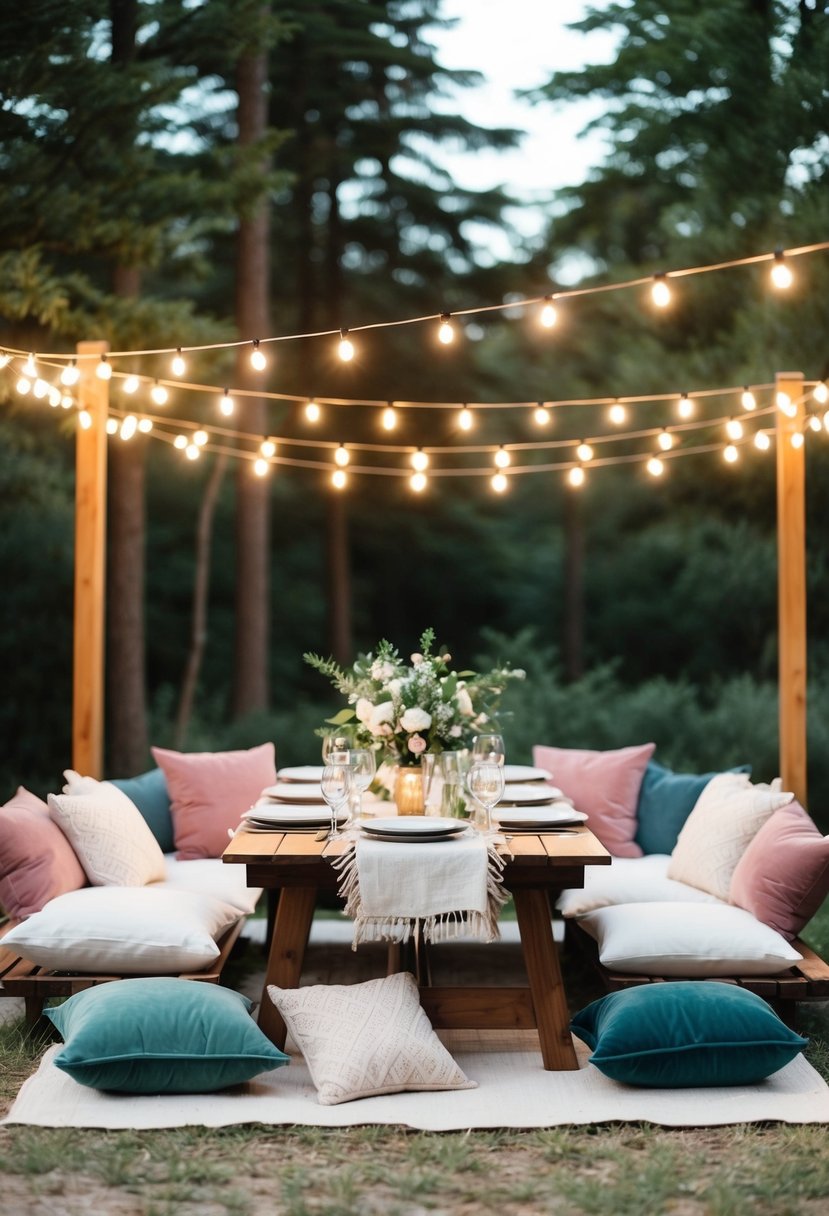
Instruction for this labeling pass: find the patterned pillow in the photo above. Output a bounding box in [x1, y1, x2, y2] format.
[268, 971, 475, 1105]
[48, 786, 166, 886]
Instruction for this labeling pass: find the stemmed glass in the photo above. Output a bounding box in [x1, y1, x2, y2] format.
[466, 760, 505, 833]
[321, 733, 349, 763]
[472, 733, 505, 767]
[320, 753, 352, 839]
[346, 749, 376, 821]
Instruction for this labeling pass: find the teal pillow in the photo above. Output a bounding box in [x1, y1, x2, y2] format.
[111, 768, 174, 853]
[46, 978, 290, 1094]
[634, 761, 751, 855]
[570, 982, 807, 1088]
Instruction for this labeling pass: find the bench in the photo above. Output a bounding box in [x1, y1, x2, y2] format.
[0, 915, 248, 1029]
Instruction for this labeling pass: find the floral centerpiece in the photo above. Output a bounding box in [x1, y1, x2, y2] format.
[304, 627, 524, 767]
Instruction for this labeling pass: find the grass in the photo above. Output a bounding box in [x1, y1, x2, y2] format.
[1, 904, 827, 1216]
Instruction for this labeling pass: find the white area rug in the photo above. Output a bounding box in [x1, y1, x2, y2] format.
[5, 1032, 829, 1131]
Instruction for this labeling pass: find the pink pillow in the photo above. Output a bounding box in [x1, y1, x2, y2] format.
[729, 801, 829, 940]
[0, 787, 87, 918]
[151, 744, 277, 860]
[532, 743, 655, 857]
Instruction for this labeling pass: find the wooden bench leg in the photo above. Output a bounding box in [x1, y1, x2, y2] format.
[24, 995, 44, 1028]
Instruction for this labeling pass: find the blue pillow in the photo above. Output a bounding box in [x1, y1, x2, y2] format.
[46, 978, 290, 1094]
[111, 768, 174, 853]
[570, 982, 807, 1088]
[634, 761, 751, 855]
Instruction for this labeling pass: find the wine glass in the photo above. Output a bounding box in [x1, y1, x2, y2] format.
[320, 754, 352, 839]
[346, 749, 376, 821]
[472, 733, 505, 767]
[466, 760, 505, 833]
[321, 732, 349, 763]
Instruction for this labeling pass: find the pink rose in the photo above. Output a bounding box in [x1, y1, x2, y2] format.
[408, 734, 427, 755]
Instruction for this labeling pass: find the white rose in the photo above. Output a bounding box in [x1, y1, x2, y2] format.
[456, 686, 474, 716]
[449, 724, 463, 738]
[371, 659, 396, 681]
[355, 697, 373, 725]
[368, 701, 395, 734]
[400, 707, 432, 732]
[387, 678, 402, 697]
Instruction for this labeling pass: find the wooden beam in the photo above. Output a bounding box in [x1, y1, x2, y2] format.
[775, 371, 807, 805]
[73, 340, 109, 778]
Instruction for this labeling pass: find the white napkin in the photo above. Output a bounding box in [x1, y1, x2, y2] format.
[333, 834, 507, 947]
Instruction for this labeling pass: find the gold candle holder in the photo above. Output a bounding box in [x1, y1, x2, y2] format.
[394, 766, 425, 815]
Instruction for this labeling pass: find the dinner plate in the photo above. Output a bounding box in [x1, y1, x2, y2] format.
[361, 829, 472, 844]
[243, 804, 343, 826]
[261, 782, 326, 804]
[499, 784, 567, 806]
[495, 805, 587, 829]
[361, 816, 468, 838]
[276, 765, 325, 783]
[503, 764, 553, 784]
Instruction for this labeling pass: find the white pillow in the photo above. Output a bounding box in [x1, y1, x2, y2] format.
[666, 774, 793, 900]
[577, 901, 802, 977]
[268, 971, 476, 1106]
[2, 886, 241, 973]
[48, 786, 166, 886]
[556, 854, 726, 919]
[151, 855, 262, 915]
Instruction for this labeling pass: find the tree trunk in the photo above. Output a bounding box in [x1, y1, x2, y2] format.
[231, 17, 272, 717]
[563, 489, 585, 682]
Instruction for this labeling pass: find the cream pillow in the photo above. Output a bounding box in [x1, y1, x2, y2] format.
[268, 971, 476, 1106]
[666, 774, 793, 900]
[2, 886, 240, 972]
[557, 855, 726, 919]
[48, 786, 166, 886]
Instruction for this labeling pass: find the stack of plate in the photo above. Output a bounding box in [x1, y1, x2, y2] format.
[499, 783, 571, 807]
[503, 764, 552, 784]
[359, 816, 470, 844]
[276, 765, 325, 784]
[241, 775, 339, 831]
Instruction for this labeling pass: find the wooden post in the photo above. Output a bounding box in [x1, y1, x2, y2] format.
[73, 340, 109, 777]
[775, 371, 807, 805]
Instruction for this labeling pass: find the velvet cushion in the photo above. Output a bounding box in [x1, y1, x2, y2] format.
[46, 978, 289, 1093]
[110, 768, 174, 852]
[634, 761, 752, 855]
[729, 801, 829, 940]
[151, 743, 277, 861]
[0, 787, 86, 918]
[570, 982, 808, 1087]
[532, 742, 655, 857]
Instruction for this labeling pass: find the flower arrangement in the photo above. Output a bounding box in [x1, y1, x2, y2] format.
[304, 627, 524, 766]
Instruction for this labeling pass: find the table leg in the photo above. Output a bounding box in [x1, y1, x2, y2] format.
[512, 886, 578, 1070]
[257, 885, 317, 1047]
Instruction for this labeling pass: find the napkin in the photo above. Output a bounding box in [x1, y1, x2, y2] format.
[332, 834, 507, 947]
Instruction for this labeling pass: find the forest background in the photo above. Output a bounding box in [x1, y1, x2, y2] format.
[2, 0, 829, 825]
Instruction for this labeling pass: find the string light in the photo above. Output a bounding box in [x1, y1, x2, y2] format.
[60, 395, 74, 409]
[410, 471, 428, 492]
[646, 456, 664, 477]
[725, 418, 744, 440]
[0, 353, 10, 369]
[185, 443, 200, 461]
[677, 392, 694, 419]
[338, 330, 355, 362]
[123, 375, 140, 394]
[60, 360, 80, 387]
[120, 415, 138, 440]
[568, 466, 585, 487]
[174, 434, 188, 449]
[494, 446, 511, 468]
[534, 403, 551, 426]
[791, 431, 805, 449]
[48, 387, 61, 407]
[220, 390, 235, 417]
[335, 444, 350, 467]
[576, 441, 593, 463]
[138, 418, 153, 433]
[458, 405, 474, 431]
[658, 429, 674, 451]
[106, 418, 119, 435]
[411, 448, 429, 472]
[151, 381, 168, 406]
[741, 387, 757, 411]
[491, 472, 508, 493]
[807, 414, 822, 433]
[608, 402, 627, 425]
[96, 355, 112, 380]
[723, 444, 739, 463]
[437, 313, 455, 345]
[651, 273, 671, 308]
[754, 430, 771, 450]
[23, 354, 37, 378]
[171, 349, 186, 376]
[770, 250, 793, 290]
[540, 297, 557, 328]
[253, 457, 269, 476]
[16, 376, 31, 395]
[78, 409, 92, 430]
[776, 390, 796, 417]
[250, 339, 267, 371]
[193, 430, 209, 447]
[814, 381, 828, 405]
[260, 438, 276, 458]
[33, 379, 49, 399]
[382, 404, 397, 431]
[332, 469, 347, 489]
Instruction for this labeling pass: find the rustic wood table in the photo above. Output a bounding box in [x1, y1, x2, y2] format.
[223, 825, 610, 1070]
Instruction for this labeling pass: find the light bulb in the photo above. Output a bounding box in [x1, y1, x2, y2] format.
[609, 403, 627, 425]
[260, 438, 276, 458]
[253, 457, 269, 476]
[220, 391, 234, 417]
[174, 434, 188, 449]
[338, 331, 355, 361]
[814, 381, 828, 405]
[250, 340, 267, 371]
[651, 274, 671, 308]
[576, 441, 593, 463]
[23, 354, 36, 377]
[61, 360, 80, 387]
[123, 375, 140, 394]
[410, 471, 427, 492]
[96, 356, 112, 380]
[726, 418, 744, 440]
[646, 456, 664, 477]
[754, 430, 771, 450]
[171, 349, 186, 376]
[335, 444, 350, 467]
[776, 390, 796, 417]
[491, 472, 508, 493]
[185, 443, 200, 461]
[723, 444, 739, 463]
[568, 466, 585, 488]
[741, 387, 757, 411]
[332, 469, 347, 489]
[138, 418, 153, 433]
[16, 376, 31, 395]
[194, 430, 209, 446]
[791, 431, 805, 449]
[534, 404, 551, 426]
[78, 409, 93, 430]
[106, 418, 119, 435]
[494, 446, 511, 469]
[48, 387, 61, 407]
[458, 405, 474, 431]
[808, 414, 822, 433]
[411, 448, 429, 472]
[382, 405, 397, 431]
[540, 298, 557, 328]
[770, 250, 793, 290]
[60, 394, 74, 409]
[305, 399, 321, 423]
[120, 415, 138, 441]
[437, 314, 454, 345]
[151, 382, 168, 406]
[33, 379, 49, 399]
[658, 429, 674, 451]
[0, 353, 11, 369]
[677, 393, 694, 419]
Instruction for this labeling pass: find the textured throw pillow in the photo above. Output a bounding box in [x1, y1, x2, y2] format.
[556, 854, 725, 919]
[152, 743, 277, 861]
[729, 801, 829, 941]
[577, 901, 802, 976]
[634, 761, 752, 855]
[268, 971, 476, 1106]
[111, 769, 174, 853]
[49, 786, 166, 886]
[667, 773, 794, 900]
[151, 855, 262, 915]
[2, 886, 240, 973]
[570, 982, 808, 1087]
[532, 743, 655, 857]
[0, 787, 87, 919]
[46, 978, 289, 1093]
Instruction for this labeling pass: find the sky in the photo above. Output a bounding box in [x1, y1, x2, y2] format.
[425, 0, 617, 265]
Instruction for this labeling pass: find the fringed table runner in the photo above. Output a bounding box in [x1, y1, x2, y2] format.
[332, 834, 508, 947]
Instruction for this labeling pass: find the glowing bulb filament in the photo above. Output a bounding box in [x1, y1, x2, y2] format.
[491, 472, 508, 493]
[250, 340, 267, 371]
[646, 457, 664, 477]
[741, 387, 757, 411]
[338, 331, 355, 361]
[305, 400, 321, 423]
[382, 405, 398, 431]
[608, 403, 627, 425]
[335, 444, 350, 467]
[677, 393, 694, 419]
[651, 274, 671, 308]
[770, 251, 793, 290]
[220, 391, 235, 417]
[494, 446, 511, 469]
[171, 349, 186, 376]
[576, 441, 593, 463]
[534, 404, 551, 426]
[540, 299, 557, 328]
[437, 314, 454, 345]
[658, 429, 674, 451]
[458, 406, 474, 431]
[411, 448, 429, 472]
